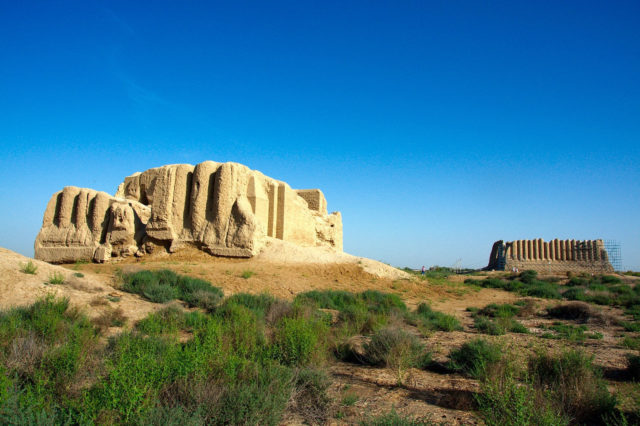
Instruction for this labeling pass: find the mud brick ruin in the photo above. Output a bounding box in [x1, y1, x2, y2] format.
[487, 239, 614, 273]
[35, 161, 342, 263]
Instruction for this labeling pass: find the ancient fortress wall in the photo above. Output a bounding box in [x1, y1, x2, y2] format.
[486, 239, 613, 273]
[35, 161, 342, 263]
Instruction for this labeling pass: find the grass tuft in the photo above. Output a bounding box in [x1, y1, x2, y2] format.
[48, 271, 65, 284]
[20, 260, 38, 275]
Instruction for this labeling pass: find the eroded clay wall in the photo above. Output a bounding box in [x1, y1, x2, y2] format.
[36, 161, 343, 263]
[487, 239, 613, 273]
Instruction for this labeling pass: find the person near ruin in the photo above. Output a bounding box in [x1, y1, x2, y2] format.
[421, 266, 426, 275]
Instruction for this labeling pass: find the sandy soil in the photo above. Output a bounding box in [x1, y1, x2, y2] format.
[1, 245, 638, 424]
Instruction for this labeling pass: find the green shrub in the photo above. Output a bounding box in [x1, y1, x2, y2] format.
[448, 339, 502, 379]
[224, 293, 276, 318]
[215, 303, 266, 360]
[0, 296, 98, 420]
[290, 368, 332, 424]
[20, 260, 38, 275]
[121, 270, 223, 308]
[474, 316, 505, 335]
[143, 282, 180, 303]
[519, 281, 561, 299]
[363, 328, 427, 372]
[240, 270, 254, 279]
[627, 355, 640, 380]
[621, 336, 640, 350]
[620, 321, 640, 332]
[519, 270, 538, 284]
[413, 303, 462, 332]
[272, 317, 328, 366]
[478, 303, 520, 318]
[601, 275, 622, 285]
[47, 271, 65, 284]
[562, 287, 587, 301]
[546, 302, 594, 322]
[587, 293, 614, 306]
[567, 276, 588, 286]
[477, 369, 568, 426]
[136, 306, 190, 335]
[529, 350, 617, 423]
[360, 290, 407, 314]
[473, 316, 527, 335]
[213, 361, 293, 425]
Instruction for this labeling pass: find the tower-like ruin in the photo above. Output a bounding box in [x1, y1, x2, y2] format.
[486, 239, 614, 273]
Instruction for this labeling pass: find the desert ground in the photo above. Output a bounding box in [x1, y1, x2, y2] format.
[1, 242, 639, 424]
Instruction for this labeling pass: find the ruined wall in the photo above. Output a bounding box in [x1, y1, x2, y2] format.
[486, 239, 613, 273]
[35, 187, 150, 263]
[35, 161, 343, 263]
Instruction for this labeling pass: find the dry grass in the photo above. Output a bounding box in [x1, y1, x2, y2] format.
[92, 307, 127, 331]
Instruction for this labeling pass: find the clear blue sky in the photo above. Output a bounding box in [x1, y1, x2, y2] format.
[1, 1, 638, 270]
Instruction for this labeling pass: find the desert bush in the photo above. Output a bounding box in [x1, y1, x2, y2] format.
[136, 305, 190, 335]
[473, 316, 527, 335]
[547, 302, 594, 322]
[541, 322, 602, 341]
[362, 408, 436, 425]
[215, 303, 266, 360]
[48, 271, 65, 284]
[20, 260, 38, 275]
[92, 307, 127, 331]
[295, 290, 406, 337]
[448, 338, 502, 379]
[528, 350, 617, 423]
[412, 303, 462, 332]
[519, 281, 561, 299]
[567, 276, 588, 287]
[602, 275, 622, 285]
[121, 269, 223, 308]
[289, 367, 332, 424]
[271, 316, 329, 366]
[214, 361, 293, 425]
[0, 296, 98, 420]
[519, 270, 538, 283]
[620, 321, 640, 332]
[562, 287, 588, 301]
[627, 355, 640, 380]
[363, 328, 427, 371]
[477, 368, 568, 426]
[478, 303, 520, 318]
[224, 293, 276, 318]
[621, 336, 640, 350]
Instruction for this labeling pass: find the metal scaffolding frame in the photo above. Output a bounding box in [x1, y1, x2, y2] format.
[604, 240, 622, 271]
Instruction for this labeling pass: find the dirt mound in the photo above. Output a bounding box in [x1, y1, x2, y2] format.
[256, 238, 410, 280]
[0, 247, 158, 324]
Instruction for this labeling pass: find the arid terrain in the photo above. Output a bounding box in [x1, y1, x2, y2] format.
[1, 243, 639, 424]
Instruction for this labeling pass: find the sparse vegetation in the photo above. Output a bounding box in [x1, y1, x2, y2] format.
[448, 338, 502, 379]
[408, 302, 462, 332]
[121, 269, 224, 309]
[47, 270, 65, 284]
[2, 262, 635, 424]
[20, 260, 38, 274]
[240, 269, 255, 279]
[471, 303, 528, 335]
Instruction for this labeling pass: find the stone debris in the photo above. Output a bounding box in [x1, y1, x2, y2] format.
[35, 161, 342, 263]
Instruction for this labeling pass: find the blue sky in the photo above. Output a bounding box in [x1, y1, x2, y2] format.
[1, 1, 638, 270]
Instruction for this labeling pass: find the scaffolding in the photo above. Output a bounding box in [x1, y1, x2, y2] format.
[604, 240, 622, 271]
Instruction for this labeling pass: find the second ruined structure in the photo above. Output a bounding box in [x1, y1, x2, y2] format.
[35, 161, 343, 263]
[486, 239, 613, 273]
